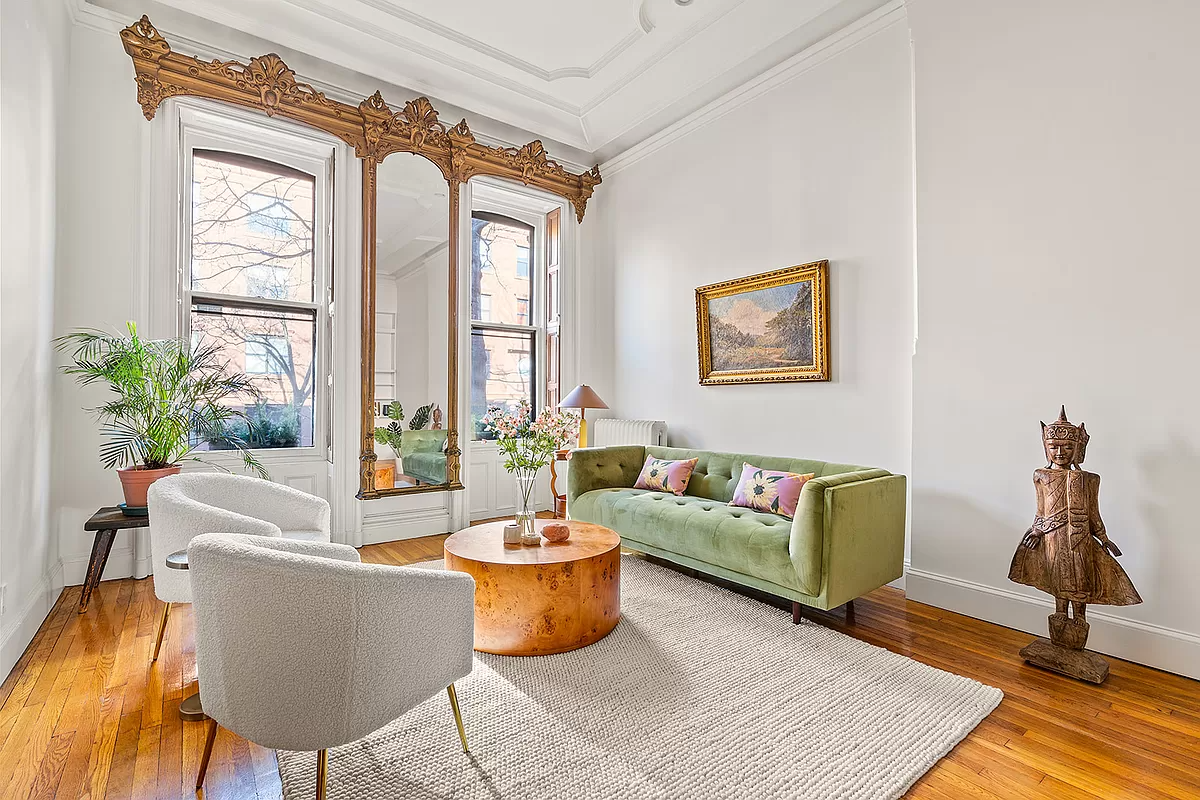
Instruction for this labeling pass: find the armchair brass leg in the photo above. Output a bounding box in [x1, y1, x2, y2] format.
[195, 718, 218, 789]
[447, 683, 468, 752]
[316, 749, 328, 800]
[152, 602, 171, 662]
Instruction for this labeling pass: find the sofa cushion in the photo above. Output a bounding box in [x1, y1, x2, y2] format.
[729, 464, 815, 519]
[572, 488, 809, 593]
[633, 456, 698, 495]
[646, 446, 871, 503]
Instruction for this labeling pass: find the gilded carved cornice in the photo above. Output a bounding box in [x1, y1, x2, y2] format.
[119, 15, 602, 220]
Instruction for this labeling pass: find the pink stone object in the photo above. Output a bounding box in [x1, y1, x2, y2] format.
[542, 523, 571, 542]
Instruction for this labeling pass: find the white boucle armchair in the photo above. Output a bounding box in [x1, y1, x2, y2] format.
[145, 473, 331, 660]
[187, 533, 476, 798]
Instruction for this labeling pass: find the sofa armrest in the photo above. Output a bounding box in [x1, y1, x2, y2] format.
[566, 445, 646, 508]
[789, 470, 903, 599]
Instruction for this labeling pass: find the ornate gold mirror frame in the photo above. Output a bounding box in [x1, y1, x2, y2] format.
[120, 16, 601, 499]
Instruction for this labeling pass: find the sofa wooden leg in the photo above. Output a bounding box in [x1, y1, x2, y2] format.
[845, 600, 856, 624]
[792, 601, 803, 624]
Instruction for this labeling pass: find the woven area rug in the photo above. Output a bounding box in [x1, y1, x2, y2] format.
[277, 555, 1001, 800]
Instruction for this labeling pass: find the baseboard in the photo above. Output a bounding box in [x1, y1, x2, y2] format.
[906, 566, 1200, 681]
[0, 567, 64, 682]
[361, 507, 452, 546]
[61, 546, 136, 587]
[887, 558, 910, 591]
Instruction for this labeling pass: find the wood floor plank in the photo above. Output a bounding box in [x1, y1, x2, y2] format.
[0, 666, 77, 800]
[131, 725, 161, 798]
[1, 527, 1196, 800]
[76, 687, 126, 800]
[26, 730, 74, 800]
[154, 698, 182, 800]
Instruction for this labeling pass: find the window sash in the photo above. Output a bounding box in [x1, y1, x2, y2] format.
[180, 118, 333, 456]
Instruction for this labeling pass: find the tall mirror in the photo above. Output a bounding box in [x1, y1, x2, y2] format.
[367, 152, 455, 494]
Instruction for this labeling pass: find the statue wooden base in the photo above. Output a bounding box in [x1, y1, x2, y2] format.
[1020, 638, 1110, 684]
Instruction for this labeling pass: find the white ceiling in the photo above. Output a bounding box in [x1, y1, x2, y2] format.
[90, 0, 892, 163]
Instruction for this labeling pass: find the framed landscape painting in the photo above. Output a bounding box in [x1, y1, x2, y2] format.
[696, 260, 829, 385]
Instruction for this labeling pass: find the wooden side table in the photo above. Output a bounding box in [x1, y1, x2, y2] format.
[79, 507, 148, 613]
[549, 449, 571, 519]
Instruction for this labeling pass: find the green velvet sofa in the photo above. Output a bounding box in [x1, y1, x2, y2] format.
[400, 430, 448, 485]
[567, 445, 906, 620]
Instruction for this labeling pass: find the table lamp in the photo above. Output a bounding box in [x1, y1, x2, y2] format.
[559, 384, 608, 448]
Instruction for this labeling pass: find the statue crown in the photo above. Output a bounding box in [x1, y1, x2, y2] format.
[1042, 405, 1089, 446]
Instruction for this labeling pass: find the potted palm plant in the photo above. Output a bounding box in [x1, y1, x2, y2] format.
[57, 322, 267, 509]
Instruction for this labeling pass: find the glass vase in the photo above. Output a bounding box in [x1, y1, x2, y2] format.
[515, 472, 539, 544]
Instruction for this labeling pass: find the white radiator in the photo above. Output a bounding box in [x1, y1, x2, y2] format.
[592, 419, 667, 447]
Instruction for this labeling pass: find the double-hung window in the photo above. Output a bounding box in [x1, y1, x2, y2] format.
[469, 212, 537, 439]
[186, 143, 329, 452]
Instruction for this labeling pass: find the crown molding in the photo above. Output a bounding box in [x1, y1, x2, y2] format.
[599, 0, 907, 177]
[348, 0, 647, 82]
[279, 0, 581, 117]
[577, 0, 751, 118]
[62, 0, 593, 173]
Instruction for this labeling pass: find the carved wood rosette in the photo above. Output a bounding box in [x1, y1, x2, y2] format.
[119, 16, 601, 501]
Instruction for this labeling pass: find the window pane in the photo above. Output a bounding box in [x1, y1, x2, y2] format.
[191, 151, 315, 302]
[470, 328, 534, 440]
[190, 301, 316, 449]
[471, 214, 532, 326]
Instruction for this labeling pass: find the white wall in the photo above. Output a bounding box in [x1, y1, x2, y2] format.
[906, 0, 1200, 677]
[51, 23, 149, 588]
[586, 18, 914, 479]
[1, 0, 71, 677]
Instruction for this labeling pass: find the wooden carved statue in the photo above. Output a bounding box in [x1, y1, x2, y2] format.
[1008, 406, 1142, 683]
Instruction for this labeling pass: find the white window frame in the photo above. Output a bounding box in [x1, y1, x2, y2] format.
[152, 99, 337, 467]
[467, 204, 545, 441]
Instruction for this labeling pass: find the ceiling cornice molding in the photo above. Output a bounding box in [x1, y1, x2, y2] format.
[349, 0, 648, 82]
[281, 0, 582, 117]
[64, 0, 593, 172]
[600, 0, 907, 177]
[577, 0, 751, 117]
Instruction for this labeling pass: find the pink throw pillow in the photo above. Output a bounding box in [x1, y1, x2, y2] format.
[633, 456, 699, 496]
[729, 464, 815, 519]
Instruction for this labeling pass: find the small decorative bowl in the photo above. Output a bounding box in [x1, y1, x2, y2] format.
[542, 523, 570, 542]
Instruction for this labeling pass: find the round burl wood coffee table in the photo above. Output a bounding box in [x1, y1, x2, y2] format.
[444, 519, 621, 656]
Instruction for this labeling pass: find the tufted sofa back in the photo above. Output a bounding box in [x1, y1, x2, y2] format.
[645, 446, 879, 504]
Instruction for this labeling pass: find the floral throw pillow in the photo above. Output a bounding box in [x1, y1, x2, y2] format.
[729, 464, 815, 519]
[633, 456, 699, 496]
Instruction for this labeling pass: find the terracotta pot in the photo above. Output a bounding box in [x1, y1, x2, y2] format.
[116, 465, 181, 508]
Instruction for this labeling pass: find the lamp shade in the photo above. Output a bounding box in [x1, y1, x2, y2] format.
[559, 384, 608, 410]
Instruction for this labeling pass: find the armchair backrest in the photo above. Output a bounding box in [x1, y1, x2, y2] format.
[187, 533, 475, 752]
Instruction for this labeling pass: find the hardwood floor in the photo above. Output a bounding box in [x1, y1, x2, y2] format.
[1, 533, 1197, 799]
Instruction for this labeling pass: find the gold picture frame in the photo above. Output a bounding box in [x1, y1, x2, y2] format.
[696, 260, 829, 385]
